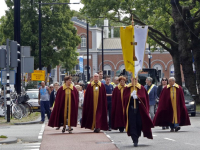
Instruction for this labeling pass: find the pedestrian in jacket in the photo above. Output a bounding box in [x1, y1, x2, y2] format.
[144, 77, 157, 120]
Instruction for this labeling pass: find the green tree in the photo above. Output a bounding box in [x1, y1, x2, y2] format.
[80, 0, 200, 103]
[0, 0, 80, 73]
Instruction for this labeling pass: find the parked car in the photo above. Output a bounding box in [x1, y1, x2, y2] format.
[183, 87, 196, 116]
[26, 90, 40, 112]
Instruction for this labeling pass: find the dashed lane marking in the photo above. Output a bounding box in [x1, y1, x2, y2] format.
[164, 138, 175, 142]
[38, 123, 45, 139]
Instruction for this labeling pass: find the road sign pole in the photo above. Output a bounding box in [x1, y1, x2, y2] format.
[3, 84, 7, 120]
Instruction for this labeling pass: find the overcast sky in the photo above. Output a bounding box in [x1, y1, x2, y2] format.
[0, 0, 84, 18]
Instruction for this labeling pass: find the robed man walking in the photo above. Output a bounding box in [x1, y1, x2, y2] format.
[123, 77, 154, 147]
[111, 76, 126, 132]
[153, 77, 190, 132]
[81, 73, 108, 133]
[48, 76, 79, 133]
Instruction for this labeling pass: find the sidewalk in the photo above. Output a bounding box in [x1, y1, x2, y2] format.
[40, 125, 118, 150]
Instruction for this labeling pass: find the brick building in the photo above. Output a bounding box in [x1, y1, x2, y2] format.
[53, 17, 176, 84]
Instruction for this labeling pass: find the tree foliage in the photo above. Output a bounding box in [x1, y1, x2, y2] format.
[80, 0, 200, 102]
[0, 0, 80, 72]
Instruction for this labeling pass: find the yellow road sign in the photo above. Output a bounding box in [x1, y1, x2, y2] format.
[31, 70, 45, 81]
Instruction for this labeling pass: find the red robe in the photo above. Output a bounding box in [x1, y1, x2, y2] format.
[48, 85, 79, 127]
[81, 81, 108, 131]
[153, 84, 191, 126]
[111, 85, 125, 130]
[123, 83, 154, 139]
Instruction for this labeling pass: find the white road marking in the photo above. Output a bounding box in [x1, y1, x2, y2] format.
[23, 143, 41, 145]
[23, 149, 39, 150]
[164, 138, 175, 141]
[38, 123, 45, 139]
[25, 146, 40, 148]
[153, 135, 157, 137]
[106, 135, 111, 138]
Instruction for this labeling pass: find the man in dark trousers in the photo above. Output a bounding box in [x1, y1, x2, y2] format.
[105, 76, 114, 131]
[50, 82, 60, 110]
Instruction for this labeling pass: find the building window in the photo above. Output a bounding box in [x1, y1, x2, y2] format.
[170, 65, 174, 77]
[81, 35, 86, 48]
[104, 65, 112, 76]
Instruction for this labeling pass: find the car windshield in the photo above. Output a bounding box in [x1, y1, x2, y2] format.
[183, 87, 193, 101]
[27, 92, 38, 99]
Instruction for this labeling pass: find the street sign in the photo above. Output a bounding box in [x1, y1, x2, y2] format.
[31, 70, 45, 81]
[1, 70, 16, 85]
[79, 56, 83, 73]
[21, 57, 34, 73]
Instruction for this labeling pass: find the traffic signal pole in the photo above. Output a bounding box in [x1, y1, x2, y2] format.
[14, 0, 21, 95]
[6, 39, 10, 122]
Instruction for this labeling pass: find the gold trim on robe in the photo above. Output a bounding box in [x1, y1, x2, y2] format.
[167, 83, 179, 124]
[170, 86, 178, 124]
[63, 84, 73, 127]
[118, 84, 126, 115]
[91, 81, 101, 129]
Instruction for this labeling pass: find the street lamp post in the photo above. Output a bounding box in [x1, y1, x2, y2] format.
[148, 45, 152, 68]
[38, 2, 80, 70]
[86, 22, 90, 81]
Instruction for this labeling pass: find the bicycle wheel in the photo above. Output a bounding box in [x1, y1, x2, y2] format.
[23, 102, 32, 116]
[12, 104, 23, 119]
[19, 104, 28, 117]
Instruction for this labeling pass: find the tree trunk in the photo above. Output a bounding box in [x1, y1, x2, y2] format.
[170, 51, 182, 86]
[191, 38, 200, 104]
[171, 3, 198, 101]
[170, 24, 182, 86]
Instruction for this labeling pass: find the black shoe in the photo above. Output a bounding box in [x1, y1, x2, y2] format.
[66, 127, 73, 131]
[56, 127, 60, 130]
[94, 128, 100, 133]
[162, 127, 166, 130]
[175, 126, 180, 132]
[108, 128, 112, 131]
[62, 128, 66, 133]
[119, 130, 124, 133]
[170, 128, 174, 132]
[134, 143, 138, 147]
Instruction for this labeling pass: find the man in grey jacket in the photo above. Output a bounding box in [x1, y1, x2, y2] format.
[144, 77, 157, 120]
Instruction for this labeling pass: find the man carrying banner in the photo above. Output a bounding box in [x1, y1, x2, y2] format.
[120, 19, 153, 146]
[123, 77, 154, 147]
[144, 77, 157, 120]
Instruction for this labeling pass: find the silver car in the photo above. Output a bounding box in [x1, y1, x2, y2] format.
[26, 90, 40, 112]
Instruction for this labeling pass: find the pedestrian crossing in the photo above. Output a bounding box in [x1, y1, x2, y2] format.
[22, 142, 41, 150]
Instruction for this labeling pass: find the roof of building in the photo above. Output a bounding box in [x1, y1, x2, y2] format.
[71, 17, 99, 29]
[98, 38, 122, 50]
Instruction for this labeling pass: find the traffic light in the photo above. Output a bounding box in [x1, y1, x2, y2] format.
[0, 48, 6, 68]
[10, 41, 19, 68]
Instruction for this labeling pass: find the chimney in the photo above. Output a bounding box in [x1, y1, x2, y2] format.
[104, 19, 109, 38]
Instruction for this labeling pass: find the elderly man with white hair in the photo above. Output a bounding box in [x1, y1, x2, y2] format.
[81, 73, 108, 133]
[144, 77, 157, 120]
[153, 77, 191, 132]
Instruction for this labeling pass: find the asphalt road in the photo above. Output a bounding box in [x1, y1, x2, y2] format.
[105, 114, 200, 150]
[0, 113, 200, 150]
[0, 122, 44, 150]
